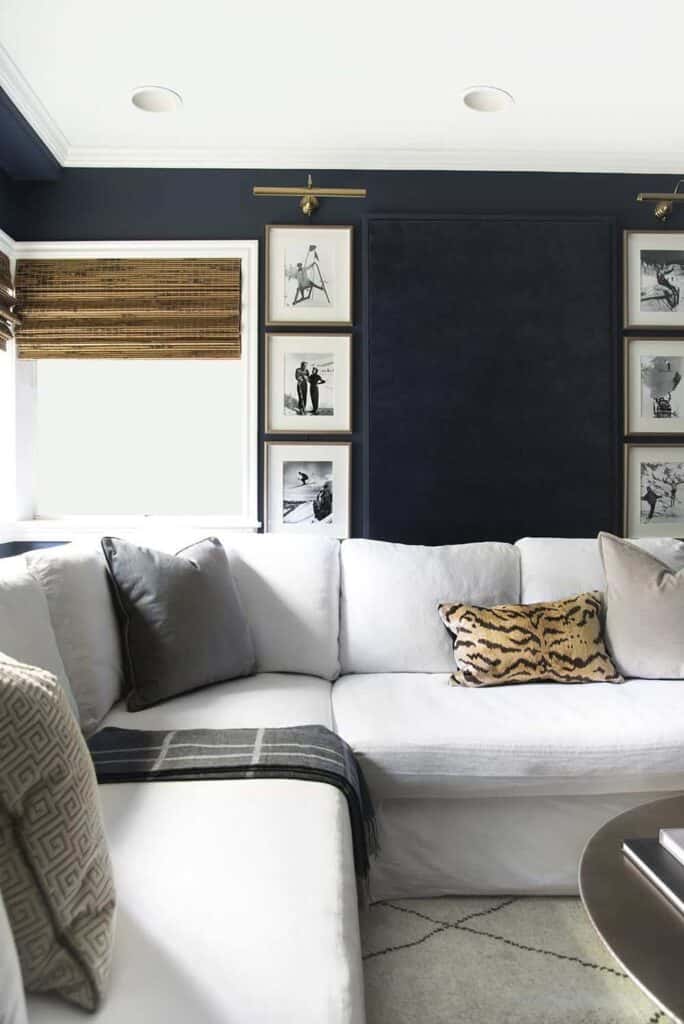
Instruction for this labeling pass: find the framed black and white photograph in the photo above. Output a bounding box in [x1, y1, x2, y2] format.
[625, 443, 684, 537]
[264, 441, 351, 537]
[265, 334, 352, 433]
[624, 231, 684, 328]
[625, 337, 684, 435]
[265, 225, 353, 327]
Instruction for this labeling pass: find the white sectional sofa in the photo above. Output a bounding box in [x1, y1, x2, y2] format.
[1, 531, 683, 1022]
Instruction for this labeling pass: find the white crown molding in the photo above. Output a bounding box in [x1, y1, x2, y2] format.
[0, 41, 69, 164]
[61, 143, 684, 175]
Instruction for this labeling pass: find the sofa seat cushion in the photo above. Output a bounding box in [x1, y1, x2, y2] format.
[331, 672, 684, 799]
[340, 538, 520, 674]
[102, 672, 333, 731]
[26, 779, 365, 1024]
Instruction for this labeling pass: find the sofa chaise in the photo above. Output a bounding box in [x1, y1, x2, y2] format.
[1, 531, 683, 1023]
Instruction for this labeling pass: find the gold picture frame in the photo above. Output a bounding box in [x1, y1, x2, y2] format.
[624, 442, 684, 538]
[265, 225, 353, 328]
[624, 336, 684, 436]
[264, 333, 352, 434]
[624, 230, 684, 330]
[264, 440, 351, 537]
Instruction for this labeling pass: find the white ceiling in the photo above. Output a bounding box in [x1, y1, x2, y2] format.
[0, 0, 682, 172]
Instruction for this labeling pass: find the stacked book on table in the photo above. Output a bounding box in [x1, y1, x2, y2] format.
[623, 828, 684, 913]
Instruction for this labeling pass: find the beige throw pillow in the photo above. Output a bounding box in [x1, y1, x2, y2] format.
[0, 653, 116, 1010]
[599, 532, 684, 678]
[438, 592, 622, 687]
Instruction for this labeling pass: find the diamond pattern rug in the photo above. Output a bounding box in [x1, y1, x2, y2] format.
[360, 896, 670, 1024]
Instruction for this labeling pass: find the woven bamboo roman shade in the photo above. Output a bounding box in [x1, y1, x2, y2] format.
[14, 258, 241, 359]
[0, 251, 20, 352]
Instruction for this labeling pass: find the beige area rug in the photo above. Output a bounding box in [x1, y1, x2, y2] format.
[360, 896, 670, 1024]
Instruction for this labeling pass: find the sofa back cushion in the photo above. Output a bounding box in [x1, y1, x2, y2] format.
[226, 534, 341, 681]
[340, 539, 520, 674]
[27, 543, 124, 735]
[36, 531, 341, 683]
[518, 536, 684, 603]
[0, 561, 78, 721]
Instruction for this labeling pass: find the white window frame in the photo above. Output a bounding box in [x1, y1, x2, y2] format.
[0, 236, 259, 541]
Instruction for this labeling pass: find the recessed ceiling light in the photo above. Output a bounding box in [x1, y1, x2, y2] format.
[462, 86, 514, 113]
[131, 86, 183, 113]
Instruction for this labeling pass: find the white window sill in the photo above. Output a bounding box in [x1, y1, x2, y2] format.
[0, 517, 262, 544]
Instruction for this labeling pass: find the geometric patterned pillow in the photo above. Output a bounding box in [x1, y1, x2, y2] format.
[438, 591, 623, 687]
[0, 653, 116, 1010]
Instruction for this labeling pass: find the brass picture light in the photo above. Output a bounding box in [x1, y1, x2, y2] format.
[252, 174, 367, 217]
[637, 179, 684, 221]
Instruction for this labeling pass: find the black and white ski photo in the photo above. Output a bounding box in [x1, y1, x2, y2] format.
[284, 352, 335, 417]
[640, 461, 684, 524]
[641, 355, 684, 420]
[284, 241, 334, 309]
[640, 250, 684, 312]
[282, 461, 333, 526]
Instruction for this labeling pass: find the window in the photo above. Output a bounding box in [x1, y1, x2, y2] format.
[0, 240, 258, 537]
[35, 359, 245, 516]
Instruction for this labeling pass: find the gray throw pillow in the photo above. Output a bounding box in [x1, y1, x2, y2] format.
[599, 531, 684, 678]
[101, 536, 255, 710]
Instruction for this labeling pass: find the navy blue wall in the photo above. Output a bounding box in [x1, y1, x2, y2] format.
[0, 169, 20, 238]
[0, 166, 677, 539]
[7, 167, 674, 242]
[0, 87, 60, 181]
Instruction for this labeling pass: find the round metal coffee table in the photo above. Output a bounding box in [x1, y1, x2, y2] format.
[579, 794, 684, 1024]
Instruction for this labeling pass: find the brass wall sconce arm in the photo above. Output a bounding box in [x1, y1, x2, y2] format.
[252, 174, 367, 216]
[637, 180, 684, 221]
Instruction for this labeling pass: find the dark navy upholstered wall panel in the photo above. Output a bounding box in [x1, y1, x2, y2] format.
[367, 216, 617, 545]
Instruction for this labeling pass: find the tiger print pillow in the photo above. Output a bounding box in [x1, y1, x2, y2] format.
[438, 592, 622, 688]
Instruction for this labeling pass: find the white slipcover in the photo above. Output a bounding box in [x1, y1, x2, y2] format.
[226, 534, 341, 681]
[0, 560, 77, 719]
[332, 672, 684, 799]
[0, 888, 27, 1024]
[22, 532, 341, 684]
[26, 780, 365, 1024]
[27, 543, 124, 735]
[517, 536, 684, 603]
[340, 539, 520, 674]
[369, 791, 668, 900]
[103, 672, 333, 731]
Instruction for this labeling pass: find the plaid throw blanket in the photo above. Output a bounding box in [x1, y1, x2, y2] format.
[88, 724, 377, 879]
